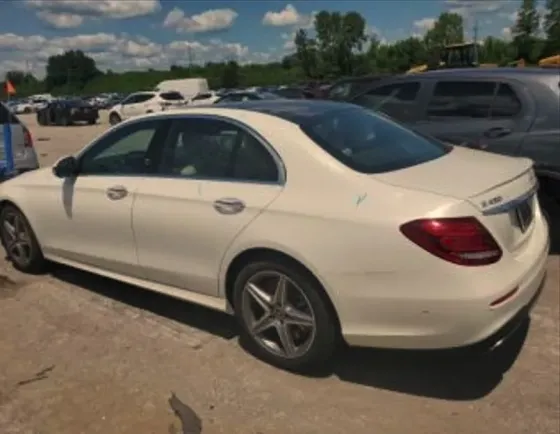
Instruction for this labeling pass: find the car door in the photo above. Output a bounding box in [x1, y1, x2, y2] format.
[119, 94, 141, 119]
[412, 79, 534, 156]
[35, 118, 170, 278]
[132, 115, 284, 296]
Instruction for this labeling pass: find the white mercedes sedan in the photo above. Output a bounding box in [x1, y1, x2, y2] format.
[0, 100, 549, 371]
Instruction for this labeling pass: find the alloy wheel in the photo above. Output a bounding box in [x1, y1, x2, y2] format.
[2, 212, 33, 267]
[241, 270, 317, 359]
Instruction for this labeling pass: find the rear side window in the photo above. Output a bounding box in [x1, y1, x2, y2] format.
[300, 106, 450, 174]
[160, 91, 184, 101]
[0, 103, 20, 124]
[191, 93, 212, 101]
[490, 83, 522, 118]
[328, 82, 352, 100]
[427, 81, 496, 118]
[353, 82, 420, 121]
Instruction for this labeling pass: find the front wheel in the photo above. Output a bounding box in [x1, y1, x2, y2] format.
[0, 205, 46, 274]
[233, 258, 338, 372]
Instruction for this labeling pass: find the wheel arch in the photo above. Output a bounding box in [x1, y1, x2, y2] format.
[223, 246, 342, 332]
[0, 199, 43, 250]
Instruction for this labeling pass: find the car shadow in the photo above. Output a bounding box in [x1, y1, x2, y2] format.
[327, 319, 529, 400]
[50, 266, 238, 341]
[51, 264, 528, 401]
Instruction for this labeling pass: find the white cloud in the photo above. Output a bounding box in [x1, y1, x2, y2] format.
[262, 4, 312, 27]
[413, 17, 436, 33]
[501, 27, 512, 40]
[163, 7, 238, 33]
[0, 32, 271, 79]
[25, 0, 161, 27]
[36, 11, 83, 28]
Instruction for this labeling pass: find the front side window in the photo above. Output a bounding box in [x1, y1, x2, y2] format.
[160, 118, 278, 182]
[79, 120, 164, 175]
[427, 81, 496, 118]
[135, 94, 155, 104]
[300, 106, 450, 174]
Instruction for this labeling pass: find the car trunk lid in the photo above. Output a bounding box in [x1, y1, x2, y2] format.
[374, 146, 538, 252]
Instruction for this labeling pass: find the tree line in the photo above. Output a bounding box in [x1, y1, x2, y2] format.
[3, 0, 559, 98]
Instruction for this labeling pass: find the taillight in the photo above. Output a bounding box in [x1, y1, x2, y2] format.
[23, 127, 33, 148]
[400, 217, 502, 266]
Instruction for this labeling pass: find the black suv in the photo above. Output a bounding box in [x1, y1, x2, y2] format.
[351, 68, 560, 209]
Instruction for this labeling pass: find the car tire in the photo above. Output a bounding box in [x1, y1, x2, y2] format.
[23, 107, 31, 114]
[0, 204, 46, 274]
[109, 113, 121, 125]
[37, 113, 45, 126]
[88, 119, 96, 125]
[232, 257, 338, 372]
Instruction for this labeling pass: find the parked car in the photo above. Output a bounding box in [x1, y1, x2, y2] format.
[108, 91, 186, 125]
[0, 101, 39, 175]
[350, 67, 560, 217]
[36, 99, 99, 126]
[0, 100, 548, 371]
[188, 91, 220, 106]
[214, 91, 283, 103]
[325, 74, 392, 101]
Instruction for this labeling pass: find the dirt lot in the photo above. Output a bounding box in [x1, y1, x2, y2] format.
[0, 113, 559, 434]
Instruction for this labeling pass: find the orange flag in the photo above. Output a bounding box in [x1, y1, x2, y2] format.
[4, 80, 16, 95]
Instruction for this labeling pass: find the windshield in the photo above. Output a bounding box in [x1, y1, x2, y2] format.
[300, 106, 450, 174]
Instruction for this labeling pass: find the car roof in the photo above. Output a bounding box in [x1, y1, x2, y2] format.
[415, 67, 559, 80]
[141, 100, 357, 125]
[208, 100, 355, 123]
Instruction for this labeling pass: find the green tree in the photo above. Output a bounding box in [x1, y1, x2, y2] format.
[512, 0, 541, 61]
[314, 10, 367, 76]
[45, 50, 100, 92]
[424, 12, 464, 51]
[221, 60, 240, 88]
[544, 0, 560, 55]
[294, 29, 318, 78]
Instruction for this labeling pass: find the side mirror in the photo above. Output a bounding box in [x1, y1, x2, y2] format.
[53, 155, 78, 178]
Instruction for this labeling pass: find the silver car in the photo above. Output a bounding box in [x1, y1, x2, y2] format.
[0, 102, 40, 175]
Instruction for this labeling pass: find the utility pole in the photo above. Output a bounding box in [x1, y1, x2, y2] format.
[473, 19, 480, 65]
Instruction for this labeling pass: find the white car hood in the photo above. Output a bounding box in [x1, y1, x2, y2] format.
[373, 146, 533, 200]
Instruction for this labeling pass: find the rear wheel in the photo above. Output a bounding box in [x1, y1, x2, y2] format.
[109, 113, 121, 125]
[88, 119, 96, 125]
[37, 112, 45, 126]
[0, 205, 46, 274]
[233, 258, 338, 372]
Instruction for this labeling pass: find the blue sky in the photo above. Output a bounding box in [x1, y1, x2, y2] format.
[0, 1, 531, 78]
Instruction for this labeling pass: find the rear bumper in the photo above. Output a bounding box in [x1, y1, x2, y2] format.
[334, 216, 550, 350]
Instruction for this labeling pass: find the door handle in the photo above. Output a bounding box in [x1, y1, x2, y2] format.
[483, 127, 512, 139]
[106, 185, 128, 200]
[213, 198, 245, 215]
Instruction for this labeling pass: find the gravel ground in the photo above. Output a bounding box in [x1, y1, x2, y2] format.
[0, 112, 558, 434]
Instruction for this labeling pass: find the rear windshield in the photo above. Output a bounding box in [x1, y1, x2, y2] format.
[300, 107, 450, 174]
[160, 91, 184, 101]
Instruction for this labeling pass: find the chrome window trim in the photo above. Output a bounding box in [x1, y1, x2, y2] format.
[73, 112, 287, 186]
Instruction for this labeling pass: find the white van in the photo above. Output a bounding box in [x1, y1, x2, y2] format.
[154, 78, 209, 101]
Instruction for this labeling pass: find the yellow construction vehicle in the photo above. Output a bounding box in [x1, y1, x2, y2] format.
[538, 54, 560, 67]
[407, 42, 479, 74]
